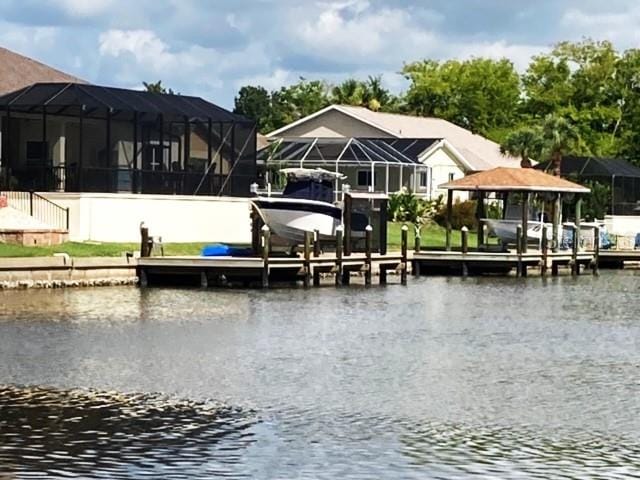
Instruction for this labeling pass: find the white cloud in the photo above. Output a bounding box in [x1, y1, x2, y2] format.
[450, 41, 548, 71]
[289, 1, 438, 65]
[561, 6, 640, 47]
[57, 0, 115, 17]
[235, 68, 295, 91]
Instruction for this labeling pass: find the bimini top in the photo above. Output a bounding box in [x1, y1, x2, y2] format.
[280, 168, 346, 182]
[440, 167, 590, 193]
[0, 82, 251, 123]
[258, 137, 433, 166]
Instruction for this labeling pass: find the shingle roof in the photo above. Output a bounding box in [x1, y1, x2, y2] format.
[0, 46, 85, 96]
[440, 167, 590, 193]
[268, 105, 521, 171]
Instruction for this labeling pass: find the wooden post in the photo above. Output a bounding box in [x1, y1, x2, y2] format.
[379, 198, 388, 256]
[521, 191, 530, 254]
[552, 192, 561, 253]
[303, 230, 312, 288]
[516, 224, 523, 277]
[261, 225, 270, 288]
[335, 226, 343, 286]
[476, 191, 485, 248]
[344, 192, 352, 256]
[251, 206, 262, 255]
[313, 229, 321, 286]
[414, 227, 421, 253]
[445, 189, 453, 251]
[571, 224, 579, 276]
[140, 224, 150, 258]
[575, 195, 582, 252]
[200, 271, 208, 288]
[365, 225, 373, 285]
[592, 225, 600, 276]
[401, 224, 408, 285]
[541, 225, 548, 277]
[461, 226, 469, 277]
[139, 268, 148, 287]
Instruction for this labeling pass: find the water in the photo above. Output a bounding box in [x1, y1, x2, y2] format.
[1, 271, 640, 478]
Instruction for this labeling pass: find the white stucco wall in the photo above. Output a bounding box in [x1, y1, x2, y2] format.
[41, 192, 251, 243]
[421, 148, 468, 201]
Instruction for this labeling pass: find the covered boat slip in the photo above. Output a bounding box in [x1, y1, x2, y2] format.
[413, 167, 599, 277]
[0, 82, 257, 196]
[258, 137, 431, 198]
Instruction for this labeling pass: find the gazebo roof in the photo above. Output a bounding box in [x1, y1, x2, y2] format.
[439, 167, 590, 193]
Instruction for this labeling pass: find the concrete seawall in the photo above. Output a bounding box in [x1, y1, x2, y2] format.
[0, 257, 138, 289]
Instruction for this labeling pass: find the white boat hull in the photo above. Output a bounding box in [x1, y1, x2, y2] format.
[484, 219, 551, 244]
[252, 198, 342, 245]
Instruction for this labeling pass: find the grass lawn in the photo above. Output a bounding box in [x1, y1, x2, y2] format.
[0, 222, 483, 257]
[0, 242, 207, 258]
[387, 222, 478, 250]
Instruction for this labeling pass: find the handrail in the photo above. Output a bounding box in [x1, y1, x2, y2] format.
[0, 190, 69, 231]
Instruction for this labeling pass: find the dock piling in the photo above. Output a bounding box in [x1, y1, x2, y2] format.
[313, 229, 321, 286]
[261, 225, 270, 288]
[571, 224, 579, 276]
[365, 225, 373, 285]
[541, 225, 548, 277]
[140, 224, 150, 258]
[461, 226, 469, 277]
[401, 224, 408, 286]
[516, 224, 523, 277]
[592, 225, 600, 276]
[303, 231, 312, 288]
[335, 226, 343, 286]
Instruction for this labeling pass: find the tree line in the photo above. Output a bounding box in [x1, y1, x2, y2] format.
[232, 40, 640, 166]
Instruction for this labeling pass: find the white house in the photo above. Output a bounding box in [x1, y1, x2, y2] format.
[267, 105, 521, 199]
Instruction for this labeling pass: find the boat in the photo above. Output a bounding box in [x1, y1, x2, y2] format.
[251, 168, 366, 245]
[483, 218, 551, 244]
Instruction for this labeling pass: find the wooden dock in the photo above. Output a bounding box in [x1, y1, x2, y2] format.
[137, 252, 407, 288]
[412, 249, 595, 277]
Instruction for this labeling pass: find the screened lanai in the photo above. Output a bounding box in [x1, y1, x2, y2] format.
[535, 156, 640, 215]
[0, 82, 257, 196]
[258, 137, 430, 196]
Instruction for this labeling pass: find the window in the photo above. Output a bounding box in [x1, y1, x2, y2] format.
[357, 170, 373, 187]
[448, 172, 455, 182]
[419, 171, 428, 188]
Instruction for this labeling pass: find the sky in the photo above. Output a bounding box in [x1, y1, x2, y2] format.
[1, 0, 640, 109]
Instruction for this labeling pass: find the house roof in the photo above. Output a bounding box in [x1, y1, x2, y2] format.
[0, 46, 85, 96]
[535, 156, 640, 179]
[0, 82, 251, 123]
[267, 104, 521, 171]
[440, 167, 590, 193]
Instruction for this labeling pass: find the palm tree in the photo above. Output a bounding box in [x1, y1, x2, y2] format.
[331, 79, 364, 106]
[362, 75, 391, 111]
[500, 127, 543, 168]
[540, 115, 581, 176]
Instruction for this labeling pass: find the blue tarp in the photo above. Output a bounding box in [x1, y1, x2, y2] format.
[201, 244, 253, 257]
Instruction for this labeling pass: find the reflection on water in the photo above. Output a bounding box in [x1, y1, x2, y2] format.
[1, 271, 640, 478]
[0, 385, 255, 479]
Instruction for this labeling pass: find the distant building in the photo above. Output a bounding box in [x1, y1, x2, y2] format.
[0, 47, 257, 244]
[267, 105, 520, 199]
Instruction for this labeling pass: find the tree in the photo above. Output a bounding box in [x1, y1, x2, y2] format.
[233, 86, 273, 133]
[500, 127, 544, 168]
[540, 115, 582, 176]
[143, 80, 176, 94]
[331, 79, 365, 106]
[402, 58, 520, 137]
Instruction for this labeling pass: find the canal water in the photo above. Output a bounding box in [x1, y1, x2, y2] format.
[1, 271, 639, 479]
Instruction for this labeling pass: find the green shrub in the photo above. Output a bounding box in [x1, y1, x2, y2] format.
[434, 199, 477, 231]
[388, 189, 442, 234]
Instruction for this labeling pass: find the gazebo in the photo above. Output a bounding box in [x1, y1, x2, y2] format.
[439, 167, 590, 252]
